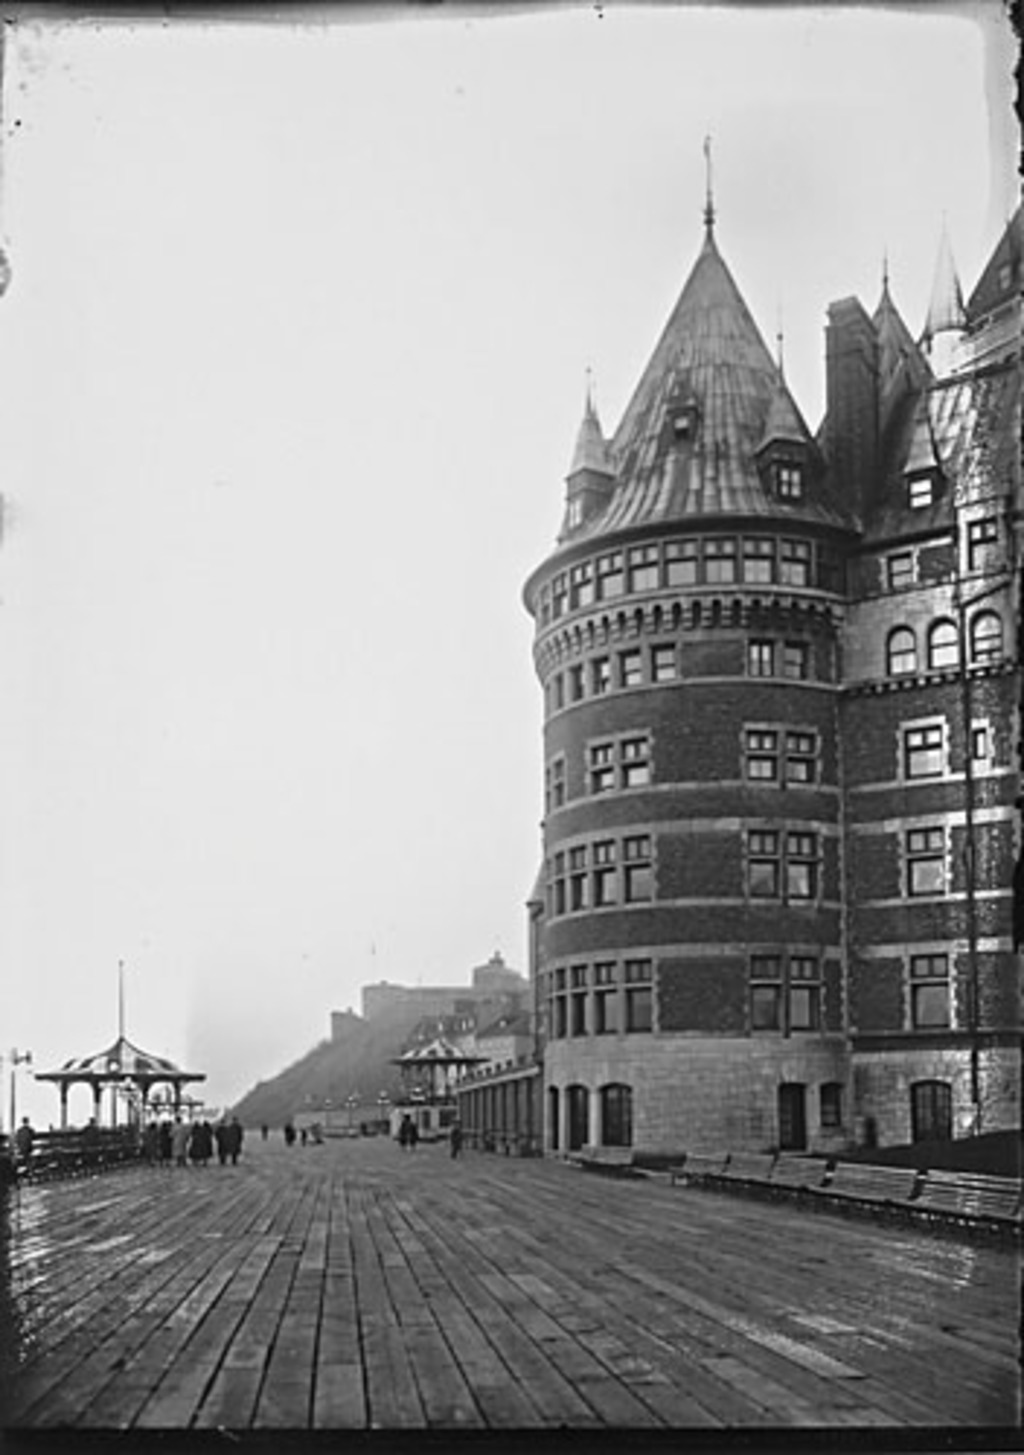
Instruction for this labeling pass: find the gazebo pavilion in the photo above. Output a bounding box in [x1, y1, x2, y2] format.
[35, 1035, 206, 1129]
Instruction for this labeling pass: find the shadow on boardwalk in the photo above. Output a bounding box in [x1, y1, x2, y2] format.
[2, 1137, 1019, 1436]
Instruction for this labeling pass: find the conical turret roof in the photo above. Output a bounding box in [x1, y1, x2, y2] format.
[567, 228, 848, 536]
[922, 223, 965, 341]
[568, 390, 613, 478]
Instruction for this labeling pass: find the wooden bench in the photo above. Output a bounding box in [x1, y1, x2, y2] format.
[668, 1151, 729, 1187]
[770, 1156, 831, 1194]
[571, 1145, 638, 1177]
[821, 1162, 920, 1211]
[913, 1171, 1021, 1233]
[718, 1152, 777, 1187]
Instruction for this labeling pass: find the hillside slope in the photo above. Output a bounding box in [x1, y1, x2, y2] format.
[229, 1006, 423, 1129]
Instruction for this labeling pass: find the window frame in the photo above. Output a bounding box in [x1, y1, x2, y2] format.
[909, 952, 951, 1029]
[903, 722, 945, 780]
[927, 619, 959, 671]
[887, 626, 917, 677]
[906, 826, 946, 898]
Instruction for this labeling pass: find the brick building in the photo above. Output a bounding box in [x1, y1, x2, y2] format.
[522, 194, 1020, 1157]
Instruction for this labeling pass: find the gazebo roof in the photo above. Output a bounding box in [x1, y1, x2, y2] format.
[35, 1035, 205, 1087]
[392, 1036, 486, 1067]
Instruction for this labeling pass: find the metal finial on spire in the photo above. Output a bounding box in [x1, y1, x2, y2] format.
[775, 304, 785, 378]
[703, 135, 715, 232]
[882, 247, 890, 294]
[584, 364, 595, 415]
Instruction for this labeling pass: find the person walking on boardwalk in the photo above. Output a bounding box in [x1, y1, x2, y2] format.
[142, 1120, 160, 1166]
[214, 1120, 230, 1166]
[158, 1119, 173, 1166]
[171, 1117, 189, 1167]
[449, 1121, 463, 1160]
[284, 1120, 297, 1147]
[225, 1117, 244, 1165]
[14, 1117, 35, 1176]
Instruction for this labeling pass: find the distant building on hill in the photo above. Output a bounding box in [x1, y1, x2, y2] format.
[357, 951, 529, 1026]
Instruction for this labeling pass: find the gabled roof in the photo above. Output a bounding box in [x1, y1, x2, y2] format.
[863, 358, 1019, 544]
[873, 281, 932, 438]
[965, 204, 1022, 322]
[562, 226, 848, 540]
[477, 1010, 532, 1041]
[393, 1036, 485, 1066]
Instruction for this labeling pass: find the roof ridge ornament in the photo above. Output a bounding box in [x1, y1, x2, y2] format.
[703, 134, 715, 234]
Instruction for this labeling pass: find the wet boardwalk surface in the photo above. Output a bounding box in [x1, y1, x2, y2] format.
[2, 1137, 1018, 1433]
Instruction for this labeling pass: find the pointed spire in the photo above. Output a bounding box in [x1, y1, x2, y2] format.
[118, 959, 125, 1042]
[568, 370, 612, 477]
[703, 135, 715, 234]
[923, 218, 965, 341]
[881, 247, 890, 298]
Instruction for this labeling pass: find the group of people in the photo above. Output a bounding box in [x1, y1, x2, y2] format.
[142, 1115, 245, 1168]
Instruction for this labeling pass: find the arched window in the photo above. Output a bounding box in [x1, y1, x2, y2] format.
[599, 1084, 633, 1148]
[548, 1086, 560, 1152]
[970, 611, 1003, 664]
[927, 619, 958, 670]
[566, 1084, 589, 1152]
[886, 626, 917, 676]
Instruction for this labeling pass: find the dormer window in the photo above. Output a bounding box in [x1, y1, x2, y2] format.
[566, 497, 584, 530]
[774, 461, 803, 502]
[907, 471, 936, 510]
[669, 398, 700, 443]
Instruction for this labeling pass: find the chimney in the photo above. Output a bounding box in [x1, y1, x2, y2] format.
[824, 297, 879, 523]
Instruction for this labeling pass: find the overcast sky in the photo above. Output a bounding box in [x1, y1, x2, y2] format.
[0, 2, 1016, 1124]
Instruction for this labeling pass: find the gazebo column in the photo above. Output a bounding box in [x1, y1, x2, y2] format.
[60, 1083, 69, 1129]
[92, 1083, 102, 1125]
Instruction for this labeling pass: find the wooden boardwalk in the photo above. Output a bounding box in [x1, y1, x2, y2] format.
[2, 1136, 1018, 1432]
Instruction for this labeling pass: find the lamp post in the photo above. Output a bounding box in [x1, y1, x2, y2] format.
[377, 1090, 390, 1135]
[9, 1048, 33, 1135]
[346, 1093, 358, 1137]
[324, 1097, 333, 1137]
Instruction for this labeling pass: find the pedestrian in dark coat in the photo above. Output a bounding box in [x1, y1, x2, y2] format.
[142, 1121, 160, 1165]
[449, 1122, 463, 1159]
[158, 1120, 173, 1165]
[214, 1121, 230, 1166]
[284, 1121, 297, 1147]
[225, 1118, 244, 1165]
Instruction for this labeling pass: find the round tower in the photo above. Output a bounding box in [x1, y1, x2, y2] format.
[523, 201, 857, 1157]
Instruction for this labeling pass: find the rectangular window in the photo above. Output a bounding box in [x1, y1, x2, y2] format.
[594, 989, 617, 1035]
[903, 723, 944, 779]
[907, 473, 935, 509]
[545, 757, 566, 813]
[782, 641, 809, 680]
[651, 644, 677, 682]
[748, 639, 775, 677]
[569, 664, 585, 702]
[665, 539, 699, 586]
[591, 657, 611, 695]
[779, 539, 811, 587]
[887, 552, 913, 590]
[589, 741, 615, 794]
[570, 992, 588, 1036]
[748, 830, 780, 898]
[569, 847, 588, 912]
[553, 995, 568, 1038]
[820, 1083, 843, 1129]
[750, 955, 782, 1030]
[775, 462, 803, 501]
[594, 961, 617, 986]
[624, 958, 653, 983]
[785, 832, 818, 900]
[597, 551, 624, 599]
[967, 517, 999, 572]
[788, 956, 820, 1030]
[623, 835, 653, 902]
[745, 729, 779, 782]
[552, 574, 568, 618]
[910, 953, 951, 1028]
[619, 649, 643, 688]
[592, 840, 617, 906]
[627, 545, 659, 592]
[570, 964, 587, 988]
[743, 537, 775, 584]
[625, 988, 653, 1033]
[907, 827, 945, 897]
[785, 731, 817, 784]
[620, 736, 651, 788]
[551, 852, 567, 917]
[570, 561, 595, 609]
[552, 674, 565, 711]
[705, 538, 737, 584]
[971, 723, 990, 762]
[539, 586, 552, 627]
